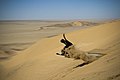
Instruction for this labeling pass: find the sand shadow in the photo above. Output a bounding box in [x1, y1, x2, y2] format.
[73, 62, 89, 68]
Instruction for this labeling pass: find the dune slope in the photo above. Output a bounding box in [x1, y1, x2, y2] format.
[0, 20, 120, 80]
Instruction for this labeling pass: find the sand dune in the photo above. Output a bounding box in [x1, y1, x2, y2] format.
[0, 20, 120, 80]
[0, 20, 97, 58]
[41, 21, 98, 28]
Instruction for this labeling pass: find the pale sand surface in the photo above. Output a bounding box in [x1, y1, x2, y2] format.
[0, 20, 97, 59]
[0, 20, 120, 80]
[0, 20, 96, 58]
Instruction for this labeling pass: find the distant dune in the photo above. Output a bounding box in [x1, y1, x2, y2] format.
[0, 20, 120, 80]
[40, 21, 98, 29]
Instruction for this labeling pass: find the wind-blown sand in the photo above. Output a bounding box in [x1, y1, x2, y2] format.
[0, 20, 120, 80]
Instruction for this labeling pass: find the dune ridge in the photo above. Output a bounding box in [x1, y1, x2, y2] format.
[40, 21, 98, 29]
[0, 20, 120, 80]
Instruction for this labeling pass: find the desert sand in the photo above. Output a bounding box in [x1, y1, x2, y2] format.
[0, 20, 96, 59]
[0, 20, 120, 80]
[0, 20, 98, 60]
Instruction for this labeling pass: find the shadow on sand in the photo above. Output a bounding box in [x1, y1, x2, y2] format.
[73, 62, 89, 68]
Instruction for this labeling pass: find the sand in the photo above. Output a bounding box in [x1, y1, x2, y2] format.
[0, 20, 120, 80]
[0, 20, 96, 59]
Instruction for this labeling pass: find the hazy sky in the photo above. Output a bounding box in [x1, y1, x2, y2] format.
[0, 0, 120, 20]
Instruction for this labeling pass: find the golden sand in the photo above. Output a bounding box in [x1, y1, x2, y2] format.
[0, 20, 120, 80]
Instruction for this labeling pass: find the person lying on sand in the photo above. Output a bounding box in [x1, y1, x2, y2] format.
[57, 34, 106, 65]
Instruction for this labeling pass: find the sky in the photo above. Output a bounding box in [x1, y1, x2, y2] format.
[0, 0, 120, 20]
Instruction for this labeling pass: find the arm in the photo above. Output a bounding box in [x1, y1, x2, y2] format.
[63, 34, 67, 41]
[63, 34, 73, 45]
